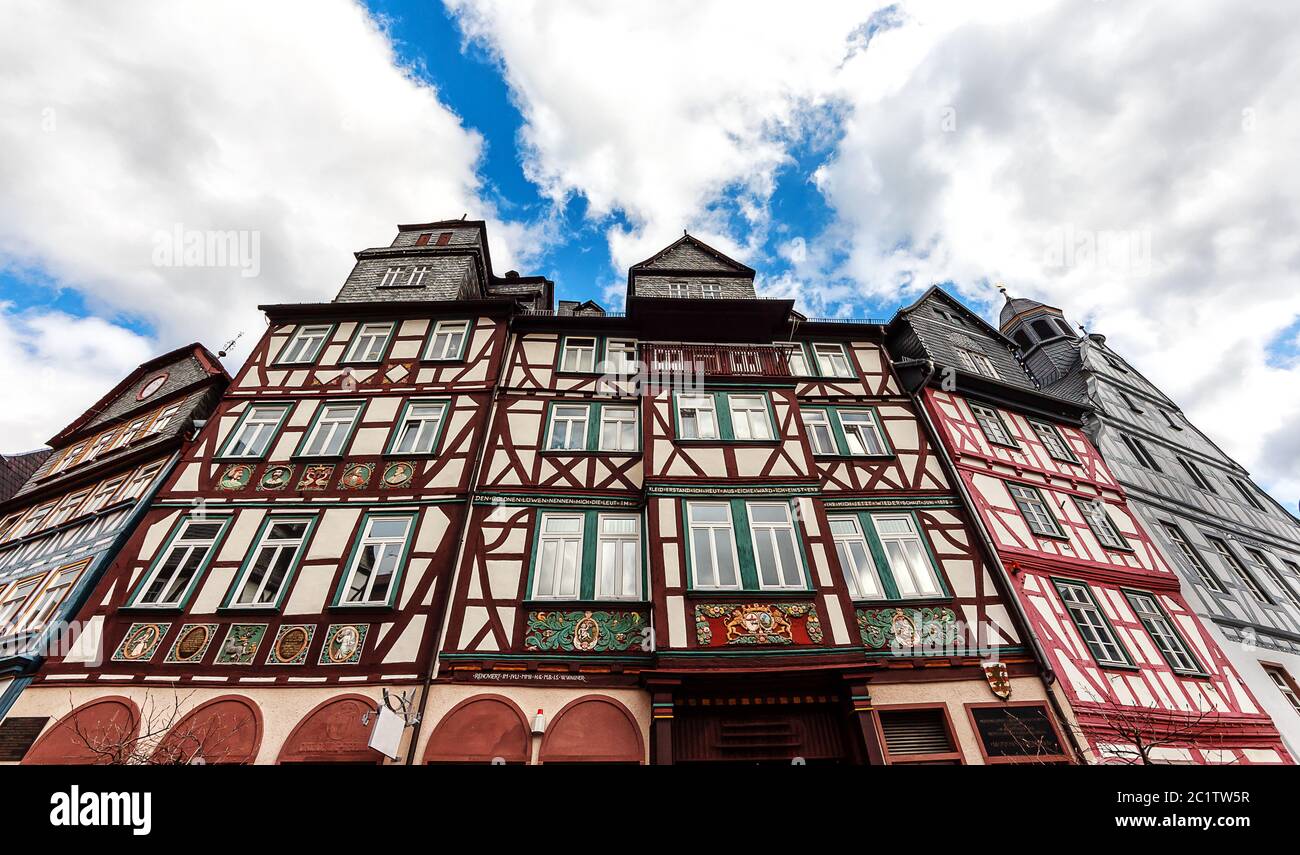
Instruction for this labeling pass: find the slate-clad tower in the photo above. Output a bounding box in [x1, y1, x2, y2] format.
[1000, 292, 1300, 755]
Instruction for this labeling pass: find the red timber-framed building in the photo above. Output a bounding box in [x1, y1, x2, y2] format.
[886, 286, 1291, 764]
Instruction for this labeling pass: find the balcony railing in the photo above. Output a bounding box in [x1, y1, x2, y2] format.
[640, 343, 795, 378]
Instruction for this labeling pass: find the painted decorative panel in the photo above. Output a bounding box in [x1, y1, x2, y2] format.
[855, 605, 958, 653]
[694, 602, 822, 646]
[523, 609, 647, 653]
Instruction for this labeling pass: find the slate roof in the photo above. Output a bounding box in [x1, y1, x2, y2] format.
[0, 449, 51, 503]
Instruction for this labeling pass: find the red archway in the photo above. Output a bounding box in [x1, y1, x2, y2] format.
[539, 695, 644, 764]
[22, 696, 141, 765]
[277, 694, 382, 764]
[151, 696, 263, 765]
[423, 694, 530, 764]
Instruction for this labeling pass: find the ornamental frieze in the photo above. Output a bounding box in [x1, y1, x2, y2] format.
[216, 463, 253, 491]
[694, 602, 823, 647]
[855, 606, 958, 653]
[524, 610, 646, 653]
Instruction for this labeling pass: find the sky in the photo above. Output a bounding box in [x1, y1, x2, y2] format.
[1, 0, 1298, 510]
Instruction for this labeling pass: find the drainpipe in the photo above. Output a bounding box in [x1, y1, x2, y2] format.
[893, 358, 1088, 762]
[404, 315, 517, 764]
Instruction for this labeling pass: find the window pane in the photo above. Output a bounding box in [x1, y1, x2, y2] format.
[713, 532, 737, 587]
[690, 504, 729, 523]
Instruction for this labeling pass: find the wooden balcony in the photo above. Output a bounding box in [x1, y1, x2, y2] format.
[639, 343, 794, 377]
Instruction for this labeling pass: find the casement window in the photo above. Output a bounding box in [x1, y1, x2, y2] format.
[813, 343, 855, 378]
[595, 515, 642, 600]
[1121, 434, 1161, 471]
[113, 417, 150, 451]
[131, 517, 229, 607]
[1007, 483, 1065, 538]
[529, 511, 644, 601]
[687, 502, 741, 590]
[298, 402, 363, 457]
[971, 404, 1016, 447]
[1074, 498, 1128, 550]
[1054, 580, 1131, 667]
[378, 266, 405, 288]
[677, 395, 719, 440]
[1206, 537, 1272, 604]
[14, 502, 56, 539]
[785, 344, 812, 377]
[338, 514, 415, 606]
[830, 516, 884, 599]
[1120, 391, 1145, 414]
[46, 491, 89, 529]
[531, 513, 584, 600]
[1230, 477, 1267, 512]
[829, 511, 943, 601]
[548, 405, 591, 451]
[389, 400, 447, 455]
[0, 513, 22, 543]
[423, 320, 470, 361]
[403, 265, 432, 288]
[0, 577, 42, 634]
[148, 405, 181, 436]
[1030, 420, 1078, 463]
[343, 322, 394, 363]
[228, 517, 313, 608]
[1177, 456, 1216, 493]
[838, 410, 887, 455]
[746, 503, 805, 590]
[729, 395, 774, 441]
[222, 403, 290, 458]
[1244, 548, 1300, 610]
[118, 462, 163, 501]
[803, 410, 836, 455]
[279, 324, 333, 364]
[82, 478, 125, 515]
[559, 336, 598, 373]
[872, 514, 943, 597]
[18, 562, 87, 636]
[1159, 523, 1225, 593]
[598, 406, 639, 452]
[52, 444, 86, 475]
[87, 432, 118, 461]
[699, 282, 722, 299]
[1123, 591, 1204, 675]
[668, 281, 690, 298]
[1264, 666, 1300, 717]
[602, 339, 638, 374]
[955, 347, 1000, 379]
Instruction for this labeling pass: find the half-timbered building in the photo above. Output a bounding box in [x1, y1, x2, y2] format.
[0, 344, 227, 754]
[888, 287, 1290, 764]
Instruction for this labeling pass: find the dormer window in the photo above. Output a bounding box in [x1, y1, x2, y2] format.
[955, 347, 1000, 379]
[378, 267, 405, 288]
[1054, 318, 1075, 337]
[403, 266, 432, 288]
[700, 282, 721, 299]
[1012, 330, 1033, 350]
[1031, 319, 1057, 340]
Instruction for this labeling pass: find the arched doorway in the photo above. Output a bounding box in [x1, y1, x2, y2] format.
[539, 696, 644, 764]
[22, 697, 140, 765]
[423, 694, 530, 763]
[151, 696, 262, 765]
[277, 695, 382, 764]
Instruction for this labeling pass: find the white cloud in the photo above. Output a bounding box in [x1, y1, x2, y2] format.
[0, 0, 536, 449]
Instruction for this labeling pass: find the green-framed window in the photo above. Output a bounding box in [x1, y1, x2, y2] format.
[801, 406, 892, 457]
[129, 515, 232, 608]
[387, 399, 450, 455]
[276, 323, 335, 365]
[422, 319, 471, 362]
[1073, 497, 1129, 551]
[1007, 482, 1066, 538]
[1029, 419, 1079, 463]
[827, 511, 947, 600]
[557, 335, 639, 375]
[684, 499, 810, 592]
[1053, 579, 1133, 667]
[332, 512, 417, 608]
[295, 400, 364, 458]
[527, 510, 644, 601]
[673, 391, 776, 443]
[970, 403, 1017, 448]
[1121, 589, 1205, 675]
[222, 515, 317, 609]
[782, 341, 857, 379]
[543, 401, 640, 452]
[342, 321, 395, 363]
[218, 403, 293, 459]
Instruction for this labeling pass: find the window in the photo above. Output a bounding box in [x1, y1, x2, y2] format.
[785, 344, 812, 376]
[148, 405, 181, 436]
[1207, 537, 1272, 604]
[1177, 457, 1216, 493]
[1031, 420, 1078, 463]
[51, 444, 86, 475]
[746, 503, 805, 590]
[119, 462, 163, 501]
[1013, 330, 1033, 350]
[955, 347, 1000, 379]
[872, 514, 943, 597]
[378, 266, 404, 287]
[0, 577, 42, 635]
[423, 320, 470, 361]
[298, 402, 362, 457]
[0, 513, 22, 543]
[343, 322, 393, 363]
[1054, 580, 1130, 667]
[47, 491, 89, 529]
[1104, 354, 1129, 373]
[729, 395, 773, 441]
[113, 417, 150, 451]
[878, 708, 961, 763]
[803, 410, 836, 455]
[1156, 522, 1224, 592]
[13, 503, 55, 539]
[971, 404, 1016, 447]
[677, 395, 718, 440]
[138, 374, 167, 399]
[222, 404, 290, 458]
[1075, 498, 1128, 550]
[1120, 391, 1145, 414]
[1264, 666, 1300, 717]
[687, 503, 740, 590]
[599, 406, 639, 452]
[279, 325, 332, 364]
[1121, 434, 1161, 471]
[1160, 410, 1182, 431]
[602, 339, 638, 374]
[1008, 483, 1064, 538]
[839, 410, 887, 455]
[1231, 477, 1267, 512]
[339, 515, 414, 606]
[389, 401, 446, 455]
[87, 431, 118, 461]
[1054, 318, 1076, 337]
[668, 281, 690, 298]
[403, 265, 432, 288]
[132, 517, 227, 607]
[700, 282, 721, 299]
[813, 343, 855, 378]
[548, 405, 590, 451]
[560, 337, 598, 373]
[1244, 548, 1300, 609]
[829, 516, 883, 599]
[19, 562, 87, 636]
[532, 513, 584, 599]
[229, 518, 312, 607]
[82, 478, 125, 515]
[595, 515, 641, 600]
[1122, 591, 1203, 674]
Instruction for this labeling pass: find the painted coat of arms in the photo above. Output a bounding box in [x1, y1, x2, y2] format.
[694, 602, 822, 646]
[983, 661, 1012, 699]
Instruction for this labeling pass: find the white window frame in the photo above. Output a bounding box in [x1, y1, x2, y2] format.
[46, 491, 89, 529]
[560, 337, 598, 373]
[1055, 581, 1130, 667]
[52, 444, 86, 475]
[1008, 483, 1064, 538]
[872, 513, 943, 597]
[1245, 548, 1300, 610]
[132, 517, 227, 608]
[343, 322, 394, 363]
[112, 417, 149, 451]
[595, 514, 642, 600]
[803, 410, 835, 455]
[602, 339, 638, 375]
[956, 347, 1000, 379]
[424, 320, 470, 361]
[230, 518, 312, 607]
[700, 282, 722, 299]
[729, 394, 773, 441]
[279, 324, 333, 364]
[119, 463, 163, 502]
[687, 502, 741, 590]
[82, 477, 125, 515]
[746, 502, 806, 590]
[829, 516, 884, 599]
[0, 576, 43, 635]
[16, 563, 85, 636]
[598, 405, 639, 452]
[340, 515, 414, 606]
[668, 281, 690, 298]
[784, 344, 812, 377]
[1075, 498, 1128, 550]
[1265, 666, 1300, 716]
[813, 343, 854, 378]
[223, 404, 289, 459]
[532, 513, 584, 600]
[971, 404, 1015, 447]
[86, 432, 117, 461]
[837, 409, 888, 455]
[391, 401, 446, 455]
[300, 402, 362, 457]
[548, 404, 590, 451]
[148, 405, 181, 436]
[677, 395, 718, 440]
[14, 502, 55, 539]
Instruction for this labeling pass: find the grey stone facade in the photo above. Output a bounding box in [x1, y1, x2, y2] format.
[627, 234, 758, 301]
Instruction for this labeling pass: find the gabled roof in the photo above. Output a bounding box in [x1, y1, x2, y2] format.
[894, 284, 1021, 349]
[629, 233, 755, 277]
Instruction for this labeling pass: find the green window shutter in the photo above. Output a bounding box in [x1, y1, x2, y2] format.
[586, 403, 602, 451]
[827, 407, 851, 456]
[858, 512, 902, 600]
[715, 391, 734, 440]
[729, 498, 759, 589]
[579, 509, 599, 600]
